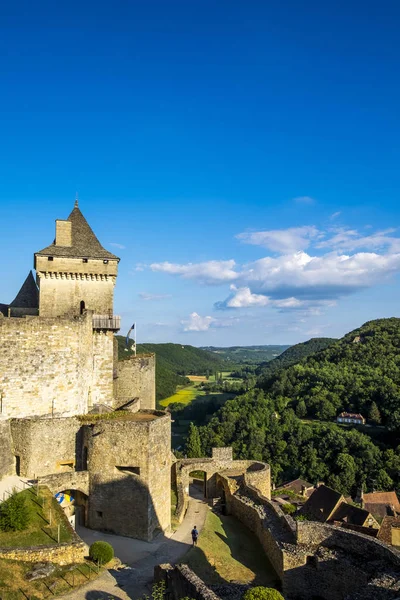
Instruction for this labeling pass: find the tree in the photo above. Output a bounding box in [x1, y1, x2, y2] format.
[0, 491, 30, 532]
[186, 423, 202, 458]
[89, 541, 114, 565]
[368, 401, 381, 424]
[296, 400, 307, 418]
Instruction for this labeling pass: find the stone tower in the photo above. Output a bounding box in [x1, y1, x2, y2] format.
[34, 201, 120, 318]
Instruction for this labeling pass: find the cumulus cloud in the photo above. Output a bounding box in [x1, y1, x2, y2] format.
[139, 292, 172, 301]
[182, 312, 216, 331]
[150, 259, 237, 284]
[150, 223, 400, 316]
[237, 226, 321, 253]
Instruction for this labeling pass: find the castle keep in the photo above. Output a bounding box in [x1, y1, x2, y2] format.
[0, 202, 170, 541]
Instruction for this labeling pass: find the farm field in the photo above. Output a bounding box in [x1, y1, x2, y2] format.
[160, 385, 199, 407]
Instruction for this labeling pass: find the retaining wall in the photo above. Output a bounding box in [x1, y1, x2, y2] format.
[0, 540, 86, 565]
[154, 563, 221, 600]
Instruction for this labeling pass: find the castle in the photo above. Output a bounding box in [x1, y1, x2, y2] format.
[0, 202, 171, 541]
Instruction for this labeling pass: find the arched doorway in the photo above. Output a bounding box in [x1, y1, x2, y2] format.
[55, 489, 88, 529]
[189, 470, 207, 498]
[80, 300, 86, 314]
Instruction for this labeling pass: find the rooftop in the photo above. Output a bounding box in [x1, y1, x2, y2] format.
[301, 484, 344, 522]
[35, 203, 119, 261]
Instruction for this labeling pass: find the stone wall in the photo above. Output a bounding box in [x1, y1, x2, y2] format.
[0, 541, 86, 565]
[116, 354, 156, 410]
[35, 256, 117, 318]
[84, 412, 171, 541]
[155, 564, 221, 600]
[297, 520, 400, 566]
[174, 452, 271, 523]
[39, 470, 89, 496]
[0, 419, 14, 478]
[92, 331, 115, 407]
[11, 417, 81, 478]
[0, 314, 93, 418]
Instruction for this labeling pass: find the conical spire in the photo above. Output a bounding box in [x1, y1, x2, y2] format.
[9, 271, 39, 308]
[35, 203, 119, 260]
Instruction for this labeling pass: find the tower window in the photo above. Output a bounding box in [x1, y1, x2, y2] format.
[48, 256, 54, 261]
[103, 259, 109, 264]
[83, 258, 88, 263]
[80, 301, 86, 314]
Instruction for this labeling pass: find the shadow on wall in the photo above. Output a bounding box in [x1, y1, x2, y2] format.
[86, 475, 165, 542]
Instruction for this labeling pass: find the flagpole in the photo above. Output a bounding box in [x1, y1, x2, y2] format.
[134, 322, 137, 356]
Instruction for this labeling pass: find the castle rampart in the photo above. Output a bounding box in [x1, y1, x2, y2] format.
[0, 314, 93, 419]
[116, 354, 156, 410]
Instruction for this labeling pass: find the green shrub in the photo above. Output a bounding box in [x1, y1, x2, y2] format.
[281, 503, 296, 515]
[0, 492, 30, 532]
[242, 587, 284, 600]
[89, 541, 114, 565]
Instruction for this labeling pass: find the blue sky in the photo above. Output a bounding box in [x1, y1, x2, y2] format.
[1, 0, 400, 345]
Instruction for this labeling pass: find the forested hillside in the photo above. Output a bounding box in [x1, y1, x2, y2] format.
[257, 337, 336, 384]
[201, 345, 290, 364]
[199, 389, 400, 494]
[192, 318, 400, 495]
[260, 318, 400, 428]
[116, 338, 232, 401]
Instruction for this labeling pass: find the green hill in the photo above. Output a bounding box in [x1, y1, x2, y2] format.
[200, 345, 290, 364]
[260, 318, 400, 427]
[198, 319, 400, 493]
[256, 337, 336, 384]
[116, 338, 232, 402]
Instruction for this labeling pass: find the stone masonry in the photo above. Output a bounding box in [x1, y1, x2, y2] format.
[0, 202, 167, 542]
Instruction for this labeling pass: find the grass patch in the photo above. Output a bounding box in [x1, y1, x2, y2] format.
[182, 511, 278, 587]
[0, 487, 72, 547]
[160, 385, 199, 407]
[0, 558, 102, 599]
[170, 488, 180, 532]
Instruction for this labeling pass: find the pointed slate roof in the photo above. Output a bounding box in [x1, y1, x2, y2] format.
[35, 203, 119, 261]
[9, 271, 39, 308]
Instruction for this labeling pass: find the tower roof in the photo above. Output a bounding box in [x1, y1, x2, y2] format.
[35, 204, 119, 261]
[9, 271, 39, 309]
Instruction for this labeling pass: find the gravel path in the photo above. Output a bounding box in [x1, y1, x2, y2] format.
[61, 485, 209, 600]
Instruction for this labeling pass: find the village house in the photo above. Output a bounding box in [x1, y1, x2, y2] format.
[337, 412, 366, 425]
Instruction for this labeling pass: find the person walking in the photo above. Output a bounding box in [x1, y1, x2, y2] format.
[191, 525, 199, 546]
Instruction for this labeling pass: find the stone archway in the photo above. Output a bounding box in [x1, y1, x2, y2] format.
[55, 488, 89, 528]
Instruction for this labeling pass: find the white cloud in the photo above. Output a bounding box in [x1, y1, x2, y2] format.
[139, 292, 172, 301]
[109, 242, 126, 250]
[150, 259, 237, 284]
[182, 312, 216, 332]
[293, 196, 315, 205]
[149, 224, 400, 316]
[220, 286, 270, 308]
[330, 211, 341, 220]
[237, 226, 321, 253]
[317, 228, 400, 253]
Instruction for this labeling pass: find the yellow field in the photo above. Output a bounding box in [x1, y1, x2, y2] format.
[187, 375, 207, 382]
[160, 386, 199, 407]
